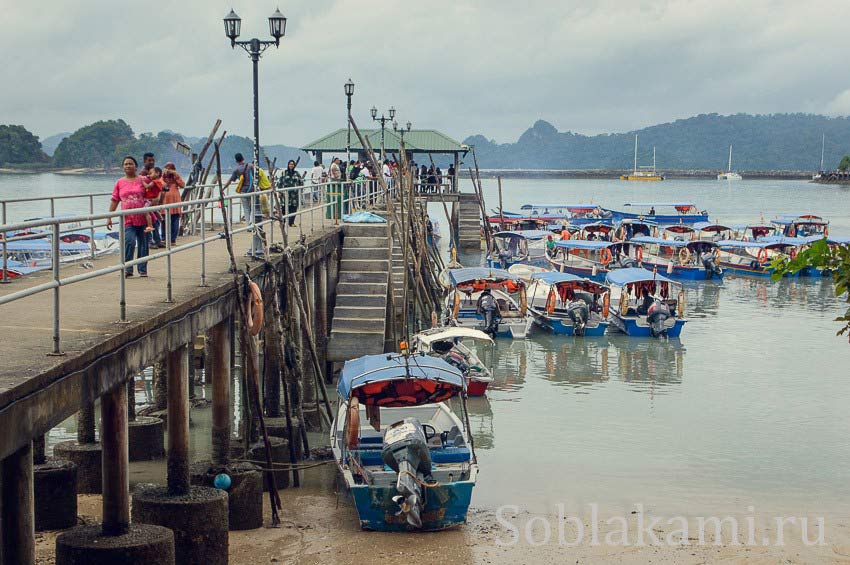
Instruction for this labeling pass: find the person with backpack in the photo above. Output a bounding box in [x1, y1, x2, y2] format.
[278, 159, 303, 227]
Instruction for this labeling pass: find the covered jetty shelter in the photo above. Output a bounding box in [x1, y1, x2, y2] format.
[301, 128, 469, 188]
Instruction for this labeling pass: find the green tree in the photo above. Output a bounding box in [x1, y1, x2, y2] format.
[52, 119, 135, 168]
[771, 239, 850, 339]
[839, 155, 850, 171]
[0, 125, 49, 165]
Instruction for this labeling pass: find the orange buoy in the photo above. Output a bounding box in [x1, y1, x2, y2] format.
[600, 247, 613, 265]
[246, 281, 264, 336]
[757, 248, 769, 265]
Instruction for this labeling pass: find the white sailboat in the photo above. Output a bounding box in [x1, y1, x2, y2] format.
[717, 144, 742, 180]
[812, 134, 825, 181]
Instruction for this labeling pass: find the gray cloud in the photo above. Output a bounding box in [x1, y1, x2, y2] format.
[2, 0, 849, 145]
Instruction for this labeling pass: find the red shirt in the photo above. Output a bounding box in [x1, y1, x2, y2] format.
[111, 177, 147, 227]
[144, 178, 163, 202]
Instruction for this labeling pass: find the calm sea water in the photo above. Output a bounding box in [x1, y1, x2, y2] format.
[5, 173, 849, 519]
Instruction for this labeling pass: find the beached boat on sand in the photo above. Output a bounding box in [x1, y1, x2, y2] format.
[330, 354, 478, 531]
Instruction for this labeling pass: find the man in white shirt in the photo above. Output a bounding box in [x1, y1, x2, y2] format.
[309, 160, 324, 204]
[382, 159, 392, 190]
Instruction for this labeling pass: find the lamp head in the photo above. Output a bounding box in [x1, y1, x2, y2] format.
[268, 8, 287, 46]
[224, 9, 241, 47]
[370, 106, 378, 120]
[344, 78, 354, 97]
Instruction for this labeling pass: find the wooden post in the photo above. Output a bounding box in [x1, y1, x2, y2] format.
[101, 383, 129, 536]
[316, 259, 330, 383]
[263, 309, 282, 418]
[167, 344, 190, 495]
[299, 266, 316, 408]
[153, 360, 167, 411]
[78, 404, 96, 444]
[210, 320, 231, 467]
[1, 442, 34, 564]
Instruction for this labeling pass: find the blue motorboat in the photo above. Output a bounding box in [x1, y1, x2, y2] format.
[716, 239, 804, 278]
[527, 271, 611, 336]
[330, 354, 478, 531]
[603, 202, 709, 225]
[519, 203, 610, 226]
[547, 240, 644, 282]
[605, 268, 687, 338]
[771, 214, 829, 238]
[630, 236, 724, 281]
[444, 267, 533, 339]
[486, 230, 551, 269]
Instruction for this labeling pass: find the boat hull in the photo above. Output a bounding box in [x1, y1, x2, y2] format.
[609, 314, 686, 338]
[466, 379, 489, 396]
[641, 261, 724, 281]
[604, 210, 709, 225]
[533, 316, 608, 336]
[350, 480, 475, 531]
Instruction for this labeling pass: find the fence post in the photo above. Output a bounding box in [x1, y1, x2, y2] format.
[165, 209, 173, 303]
[119, 218, 127, 321]
[200, 201, 208, 287]
[1, 202, 8, 284]
[50, 223, 63, 356]
[88, 195, 96, 260]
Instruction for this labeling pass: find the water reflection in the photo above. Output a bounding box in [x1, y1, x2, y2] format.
[686, 281, 722, 317]
[613, 338, 685, 388]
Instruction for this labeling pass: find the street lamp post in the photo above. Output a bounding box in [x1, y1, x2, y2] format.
[344, 79, 354, 164]
[224, 8, 286, 255]
[393, 120, 412, 143]
[370, 106, 395, 162]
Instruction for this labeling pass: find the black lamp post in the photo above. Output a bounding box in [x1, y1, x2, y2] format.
[370, 106, 395, 162]
[393, 120, 412, 143]
[223, 8, 286, 195]
[344, 79, 354, 163]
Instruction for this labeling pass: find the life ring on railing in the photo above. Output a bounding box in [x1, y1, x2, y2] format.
[452, 291, 461, 319]
[789, 247, 798, 260]
[246, 281, 264, 336]
[757, 248, 769, 265]
[635, 246, 644, 263]
[546, 289, 557, 314]
[678, 248, 691, 265]
[346, 397, 360, 448]
[602, 293, 610, 318]
[600, 248, 613, 265]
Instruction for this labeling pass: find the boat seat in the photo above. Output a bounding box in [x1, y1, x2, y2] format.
[349, 445, 471, 466]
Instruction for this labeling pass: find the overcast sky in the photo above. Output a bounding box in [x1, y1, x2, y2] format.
[3, 0, 850, 145]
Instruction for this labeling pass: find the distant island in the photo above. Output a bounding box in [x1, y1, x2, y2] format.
[464, 113, 850, 171]
[3, 112, 850, 175]
[0, 120, 304, 174]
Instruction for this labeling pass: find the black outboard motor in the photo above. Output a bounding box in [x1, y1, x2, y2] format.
[700, 251, 723, 280]
[617, 255, 636, 269]
[566, 300, 589, 336]
[477, 290, 501, 338]
[381, 418, 433, 528]
[646, 300, 672, 337]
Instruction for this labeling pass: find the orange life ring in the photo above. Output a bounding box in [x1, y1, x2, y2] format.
[246, 281, 263, 336]
[635, 246, 644, 263]
[602, 292, 610, 318]
[789, 247, 798, 260]
[346, 398, 360, 448]
[600, 247, 613, 265]
[757, 248, 769, 265]
[545, 289, 557, 314]
[452, 291, 461, 318]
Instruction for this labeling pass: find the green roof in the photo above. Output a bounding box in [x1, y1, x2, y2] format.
[301, 128, 467, 154]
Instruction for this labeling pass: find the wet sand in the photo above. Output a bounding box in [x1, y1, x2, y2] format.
[34, 463, 850, 564]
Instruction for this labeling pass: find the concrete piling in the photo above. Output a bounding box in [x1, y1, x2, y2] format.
[53, 404, 102, 494]
[1, 442, 35, 564]
[33, 433, 78, 532]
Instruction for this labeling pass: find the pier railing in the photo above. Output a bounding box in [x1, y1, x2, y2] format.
[0, 178, 388, 354]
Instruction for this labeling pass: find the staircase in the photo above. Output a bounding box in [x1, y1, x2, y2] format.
[327, 223, 391, 362]
[455, 193, 483, 252]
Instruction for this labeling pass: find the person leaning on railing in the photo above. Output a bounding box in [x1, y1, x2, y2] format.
[106, 156, 150, 278]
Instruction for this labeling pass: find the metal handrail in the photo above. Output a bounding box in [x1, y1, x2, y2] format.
[0, 178, 388, 354]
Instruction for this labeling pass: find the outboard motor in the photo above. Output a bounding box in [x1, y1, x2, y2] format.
[617, 255, 636, 269]
[478, 291, 501, 338]
[700, 251, 723, 279]
[381, 418, 433, 528]
[566, 300, 589, 336]
[646, 301, 672, 337]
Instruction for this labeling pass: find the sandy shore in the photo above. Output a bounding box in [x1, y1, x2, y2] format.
[33, 464, 850, 564]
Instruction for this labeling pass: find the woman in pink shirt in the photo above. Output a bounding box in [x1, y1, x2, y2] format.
[107, 156, 150, 277]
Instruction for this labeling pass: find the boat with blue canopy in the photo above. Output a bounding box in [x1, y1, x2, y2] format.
[715, 239, 803, 278]
[605, 268, 687, 338]
[771, 214, 829, 238]
[331, 353, 478, 531]
[546, 240, 643, 282]
[629, 236, 724, 280]
[611, 218, 658, 241]
[444, 267, 532, 339]
[486, 230, 551, 269]
[527, 272, 611, 336]
[602, 203, 709, 225]
[519, 203, 610, 226]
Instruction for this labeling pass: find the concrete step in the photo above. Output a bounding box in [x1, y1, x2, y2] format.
[340, 259, 389, 272]
[333, 306, 386, 319]
[343, 224, 389, 238]
[335, 294, 386, 308]
[339, 271, 387, 284]
[331, 317, 386, 332]
[343, 236, 388, 249]
[327, 332, 385, 362]
[342, 247, 389, 260]
[337, 282, 387, 295]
